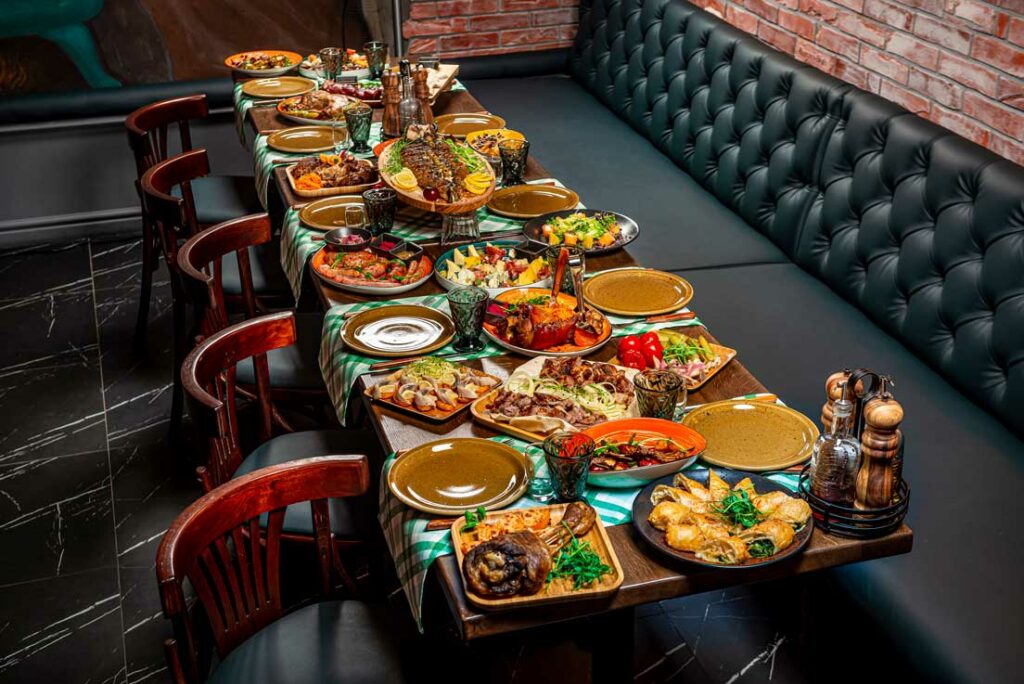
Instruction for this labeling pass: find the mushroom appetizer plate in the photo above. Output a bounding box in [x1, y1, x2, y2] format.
[364, 356, 502, 422]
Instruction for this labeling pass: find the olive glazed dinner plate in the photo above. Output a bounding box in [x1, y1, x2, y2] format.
[631, 469, 813, 569]
[583, 268, 694, 317]
[267, 126, 339, 154]
[434, 112, 506, 138]
[388, 438, 531, 515]
[299, 196, 365, 231]
[486, 185, 580, 219]
[341, 305, 455, 358]
[241, 76, 316, 99]
[682, 400, 820, 471]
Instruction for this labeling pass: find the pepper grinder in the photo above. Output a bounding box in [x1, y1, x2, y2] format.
[821, 369, 852, 434]
[381, 72, 402, 139]
[412, 66, 434, 126]
[855, 377, 903, 509]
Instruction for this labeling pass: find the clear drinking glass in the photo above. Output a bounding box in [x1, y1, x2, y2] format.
[364, 41, 389, 79]
[319, 47, 343, 80]
[446, 286, 489, 353]
[634, 370, 685, 419]
[498, 138, 529, 187]
[344, 205, 366, 230]
[331, 125, 350, 155]
[440, 212, 480, 245]
[542, 432, 595, 503]
[362, 188, 397, 237]
[344, 102, 373, 154]
[545, 244, 585, 296]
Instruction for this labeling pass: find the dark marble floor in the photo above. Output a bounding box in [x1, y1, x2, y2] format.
[0, 238, 909, 684]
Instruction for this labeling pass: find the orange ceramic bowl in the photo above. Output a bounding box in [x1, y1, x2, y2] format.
[582, 418, 706, 488]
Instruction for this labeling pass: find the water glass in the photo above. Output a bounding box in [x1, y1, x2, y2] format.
[344, 204, 366, 230]
[498, 138, 530, 187]
[545, 244, 585, 296]
[331, 125, 350, 155]
[364, 41, 389, 79]
[344, 103, 373, 154]
[634, 370, 685, 419]
[542, 432, 595, 503]
[440, 212, 480, 245]
[319, 47, 343, 80]
[362, 188, 397, 237]
[446, 286, 489, 353]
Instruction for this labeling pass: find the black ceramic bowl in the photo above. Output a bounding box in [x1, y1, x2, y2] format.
[323, 227, 372, 252]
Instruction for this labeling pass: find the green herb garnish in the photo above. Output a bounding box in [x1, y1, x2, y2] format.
[444, 138, 483, 173]
[462, 506, 487, 531]
[747, 539, 775, 558]
[384, 139, 408, 174]
[662, 335, 717, 364]
[546, 523, 612, 590]
[712, 490, 764, 529]
[504, 294, 550, 313]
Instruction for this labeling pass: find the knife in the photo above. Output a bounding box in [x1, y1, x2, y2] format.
[644, 310, 697, 324]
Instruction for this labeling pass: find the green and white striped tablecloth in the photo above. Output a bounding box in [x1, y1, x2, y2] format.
[318, 292, 704, 426]
[379, 424, 802, 628]
[280, 178, 576, 300]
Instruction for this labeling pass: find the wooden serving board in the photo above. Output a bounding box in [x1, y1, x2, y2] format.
[451, 504, 624, 610]
[363, 368, 503, 423]
[284, 162, 378, 198]
[426, 64, 460, 104]
[377, 139, 495, 214]
[611, 343, 737, 392]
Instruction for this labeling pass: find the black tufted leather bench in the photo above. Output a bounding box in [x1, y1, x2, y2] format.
[462, 1, 1024, 681]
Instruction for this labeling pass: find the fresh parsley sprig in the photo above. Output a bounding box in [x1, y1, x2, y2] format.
[712, 490, 764, 529]
[546, 523, 612, 590]
[462, 506, 487, 531]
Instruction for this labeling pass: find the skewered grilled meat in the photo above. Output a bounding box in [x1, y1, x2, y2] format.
[462, 530, 551, 598]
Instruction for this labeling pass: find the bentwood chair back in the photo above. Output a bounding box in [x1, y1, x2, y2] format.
[126, 95, 210, 346]
[176, 213, 268, 338]
[141, 148, 212, 436]
[181, 311, 295, 488]
[156, 455, 370, 683]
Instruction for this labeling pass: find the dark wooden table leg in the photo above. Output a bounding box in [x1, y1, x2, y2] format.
[590, 607, 636, 684]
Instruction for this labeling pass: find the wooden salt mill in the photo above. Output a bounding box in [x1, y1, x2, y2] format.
[412, 67, 434, 126]
[821, 369, 852, 433]
[381, 72, 402, 139]
[855, 377, 903, 509]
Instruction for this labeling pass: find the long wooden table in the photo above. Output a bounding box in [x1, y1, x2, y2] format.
[252, 84, 913, 645]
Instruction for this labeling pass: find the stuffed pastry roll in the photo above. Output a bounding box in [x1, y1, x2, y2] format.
[752, 490, 791, 516]
[733, 477, 756, 499]
[739, 520, 796, 556]
[665, 523, 706, 552]
[707, 469, 730, 502]
[648, 502, 692, 530]
[768, 497, 812, 528]
[695, 537, 750, 565]
[692, 514, 730, 541]
[651, 486, 710, 514]
[673, 474, 711, 501]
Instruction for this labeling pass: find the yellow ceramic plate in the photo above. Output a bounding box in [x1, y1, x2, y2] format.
[340, 305, 454, 358]
[486, 185, 580, 219]
[388, 438, 531, 515]
[299, 196, 365, 231]
[682, 400, 819, 471]
[266, 126, 339, 153]
[583, 268, 693, 316]
[434, 112, 506, 138]
[241, 76, 316, 99]
[465, 127, 525, 158]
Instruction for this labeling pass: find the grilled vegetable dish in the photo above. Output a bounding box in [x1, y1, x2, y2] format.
[647, 470, 812, 565]
[541, 212, 620, 249]
[290, 153, 378, 191]
[312, 249, 432, 288]
[591, 433, 698, 472]
[615, 330, 729, 389]
[369, 357, 499, 413]
[384, 124, 493, 203]
[442, 243, 549, 289]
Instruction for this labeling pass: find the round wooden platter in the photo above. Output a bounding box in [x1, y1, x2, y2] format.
[377, 139, 496, 215]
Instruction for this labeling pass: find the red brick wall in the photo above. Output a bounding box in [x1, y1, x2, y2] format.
[403, 1, 579, 59]
[690, 0, 1024, 164]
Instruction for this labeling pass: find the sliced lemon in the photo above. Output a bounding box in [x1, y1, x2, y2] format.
[392, 167, 418, 191]
[463, 171, 492, 194]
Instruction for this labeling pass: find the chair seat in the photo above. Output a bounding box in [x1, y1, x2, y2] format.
[236, 311, 324, 390]
[191, 174, 262, 225]
[232, 430, 380, 538]
[208, 601, 406, 684]
[221, 241, 291, 298]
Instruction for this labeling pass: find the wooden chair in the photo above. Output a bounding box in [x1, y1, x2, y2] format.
[180, 310, 379, 543]
[126, 95, 262, 348]
[176, 213, 326, 414]
[157, 456, 407, 683]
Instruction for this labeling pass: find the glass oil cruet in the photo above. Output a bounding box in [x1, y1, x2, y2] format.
[810, 383, 861, 505]
[397, 60, 425, 135]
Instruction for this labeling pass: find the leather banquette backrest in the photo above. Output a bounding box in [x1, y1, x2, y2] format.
[570, 0, 1024, 431]
[799, 88, 1024, 430]
[569, 0, 847, 254]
